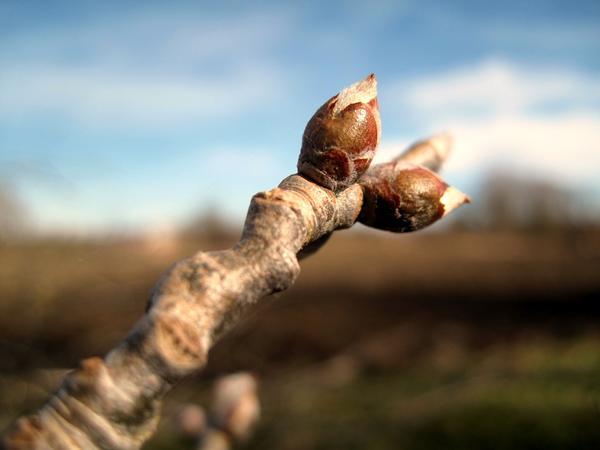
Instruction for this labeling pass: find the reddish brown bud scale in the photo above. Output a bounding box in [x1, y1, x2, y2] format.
[358, 162, 469, 232]
[298, 74, 381, 192]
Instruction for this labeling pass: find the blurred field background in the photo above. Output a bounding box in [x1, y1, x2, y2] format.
[2, 184, 600, 448]
[2, 0, 600, 448]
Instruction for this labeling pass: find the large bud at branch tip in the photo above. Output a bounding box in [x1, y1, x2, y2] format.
[297, 74, 381, 192]
[359, 162, 470, 232]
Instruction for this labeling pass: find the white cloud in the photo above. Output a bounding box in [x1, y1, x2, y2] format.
[390, 59, 600, 117]
[443, 112, 600, 180]
[382, 59, 600, 190]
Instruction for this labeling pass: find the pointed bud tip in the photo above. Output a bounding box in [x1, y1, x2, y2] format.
[441, 186, 470, 216]
[333, 73, 378, 115]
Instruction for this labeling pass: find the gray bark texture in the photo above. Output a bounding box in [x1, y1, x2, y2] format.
[2, 75, 468, 450]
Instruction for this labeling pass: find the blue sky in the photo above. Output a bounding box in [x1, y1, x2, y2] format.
[1, 0, 599, 235]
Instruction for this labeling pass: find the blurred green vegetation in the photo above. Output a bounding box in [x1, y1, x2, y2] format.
[144, 334, 600, 450]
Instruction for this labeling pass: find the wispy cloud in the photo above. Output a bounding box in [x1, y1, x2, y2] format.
[1, 9, 291, 66]
[389, 59, 600, 117]
[0, 9, 292, 129]
[0, 64, 283, 127]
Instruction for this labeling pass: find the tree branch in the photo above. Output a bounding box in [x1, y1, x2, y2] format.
[2, 75, 468, 450]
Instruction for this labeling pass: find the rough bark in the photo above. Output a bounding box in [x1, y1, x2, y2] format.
[2, 75, 468, 450]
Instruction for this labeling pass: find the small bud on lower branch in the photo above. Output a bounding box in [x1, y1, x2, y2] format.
[176, 372, 260, 450]
[298, 74, 381, 192]
[177, 405, 207, 438]
[211, 373, 259, 442]
[358, 162, 469, 232]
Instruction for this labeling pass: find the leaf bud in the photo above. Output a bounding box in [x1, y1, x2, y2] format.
[297, 74, 381, 191]
[358, 162, 469, 232]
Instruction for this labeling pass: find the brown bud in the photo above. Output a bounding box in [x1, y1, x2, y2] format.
[358, 162, 469, 232]
[298, 74, 381, 191]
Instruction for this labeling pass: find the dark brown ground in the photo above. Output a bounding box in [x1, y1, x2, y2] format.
[1, 228, 600, 449]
